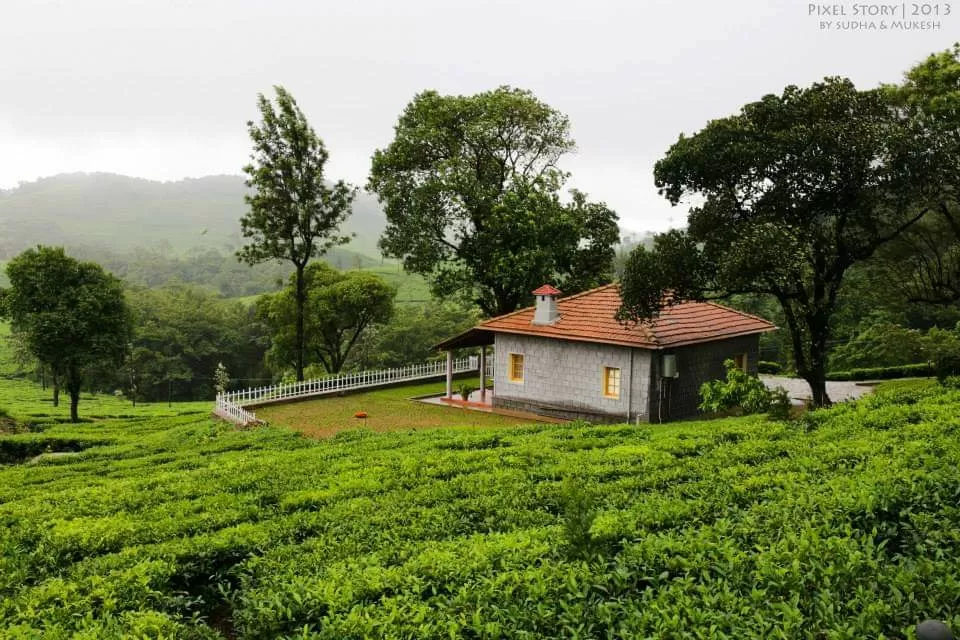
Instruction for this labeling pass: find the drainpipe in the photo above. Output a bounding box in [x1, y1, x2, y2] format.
[626, 348, 634, 424]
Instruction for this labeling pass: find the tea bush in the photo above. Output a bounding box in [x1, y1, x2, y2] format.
[1, 376, 959, 638]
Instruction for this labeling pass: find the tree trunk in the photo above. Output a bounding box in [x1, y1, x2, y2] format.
[52, 371, 60, 407]
[66, 367, 82, 423]
[801, 315, 833, 409]
[294, 264, 307, 382]
[69, 390, 80, 423]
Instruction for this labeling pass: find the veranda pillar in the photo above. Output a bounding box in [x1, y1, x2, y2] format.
[445, 350, 454, 399]
[479, 346, 487, 402]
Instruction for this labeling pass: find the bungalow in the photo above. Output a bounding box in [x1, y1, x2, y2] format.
[436, 284, 776, 423]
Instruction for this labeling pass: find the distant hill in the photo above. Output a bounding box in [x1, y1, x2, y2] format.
[0, 173, 388, 259]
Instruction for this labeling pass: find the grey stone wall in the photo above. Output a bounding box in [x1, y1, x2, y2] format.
[648, 334, 761, 422]
[492, 334, 651, 423]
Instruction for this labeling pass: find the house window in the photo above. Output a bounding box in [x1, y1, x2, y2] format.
[603, 366, 621, 399]
[508, 353, 524, 383]
[732, 353, 748, 372]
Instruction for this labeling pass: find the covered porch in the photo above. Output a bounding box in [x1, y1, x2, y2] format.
[435, 327, 496, 405]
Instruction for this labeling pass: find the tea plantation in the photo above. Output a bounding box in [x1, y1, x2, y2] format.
[1, 375, 959, 638]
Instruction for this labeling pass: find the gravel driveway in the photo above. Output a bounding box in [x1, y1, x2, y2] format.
[760, 375, 877, 406]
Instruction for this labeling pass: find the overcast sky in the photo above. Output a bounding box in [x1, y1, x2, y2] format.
[0, 0, 954, 232]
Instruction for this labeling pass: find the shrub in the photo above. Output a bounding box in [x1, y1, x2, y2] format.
[700, 360, 774, 416]
[933, 352, 960, 383]
[559, 477, 597, 559]
[457, 383, 475, 403]
[758, 361, 783, 375]
[940, 375, 960, 389]
[827, 363, 934, 381]
[767, 386, 793, 421]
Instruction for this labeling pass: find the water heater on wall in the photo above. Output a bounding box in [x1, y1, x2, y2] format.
[662, 354, 679, 379]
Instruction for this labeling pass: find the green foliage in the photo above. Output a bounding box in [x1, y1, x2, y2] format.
[559, 476, 597, 560]
[767, 386, 792, 421]
[368, 86, 619, 316]
[257, 263, 396, 375]
[875, 45, 960, 305]
[700, 360, 786, 418]
[620, 70, 934, 408]
[457, 383, 475, 403]
[830, 320, 927, 371]
[124, 285, 269, 403]
[3, 371, 960, 636]
[939, 375, 960, 389]
[757, 361, 782, 375]
[5, 247, 132, 422]
[827, 363, 935, 381]
[213, 362, 230, 396]
[239, 86, 357, 381]
[238, 87, 356, 270]
[348, 299, 479, 370]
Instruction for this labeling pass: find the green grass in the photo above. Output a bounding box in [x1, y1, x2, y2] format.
[0, 322, 209, 425]
[256, 378, 543, 437]
[359, 264, 432, 303]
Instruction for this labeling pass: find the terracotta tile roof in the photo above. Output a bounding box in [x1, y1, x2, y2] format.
[475, 283, 776, 350]
[531, 284, 562, 296]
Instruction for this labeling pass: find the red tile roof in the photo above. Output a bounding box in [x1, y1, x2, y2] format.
[531, 284, 562, 296]
[474, 283, 776, 349]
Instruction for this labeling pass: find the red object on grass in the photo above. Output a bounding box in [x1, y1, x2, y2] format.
[354, 412, 367, 419]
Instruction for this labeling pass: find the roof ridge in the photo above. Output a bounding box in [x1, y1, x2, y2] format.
[478, 282, 621, 327]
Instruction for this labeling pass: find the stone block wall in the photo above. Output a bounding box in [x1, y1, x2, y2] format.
[648, 334, 761, 422]
[492, 334, 651, 423]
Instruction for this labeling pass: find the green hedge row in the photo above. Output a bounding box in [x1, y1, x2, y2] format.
[757, 361, 783, 375]
[826, 362, 934, 381]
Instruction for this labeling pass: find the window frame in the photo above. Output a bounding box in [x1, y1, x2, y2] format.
[508, 353, 525, 384]
[602, 366, 622, 399]
[732, 353, 748, 372]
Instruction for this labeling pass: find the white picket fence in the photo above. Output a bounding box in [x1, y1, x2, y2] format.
[214, 356, 492, 427]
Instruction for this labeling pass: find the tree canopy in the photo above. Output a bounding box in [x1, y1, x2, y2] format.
[618, 73, 932, 407]
[873, 45, 960, 304]
[238, 86, 356, 380]
[257, 263, 396, 375]
[2, 247, 131, 421]
[368, 86, 619, 316]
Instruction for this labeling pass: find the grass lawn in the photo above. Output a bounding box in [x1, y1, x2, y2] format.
[255, 378, 542, 437]
[359, 264, 432, 304]
[0, 322, 209, 425]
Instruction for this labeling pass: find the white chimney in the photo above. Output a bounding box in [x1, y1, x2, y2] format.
[531, 284, 561, 325]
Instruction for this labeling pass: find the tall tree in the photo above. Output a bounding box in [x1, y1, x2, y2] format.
[873, 45, 960, 304]
[368, 86, 619, 316]
[238, 86, 356, 381]
[2, 247, 131, 422]
[618, 77, 929, 407]
[258, 263, 396, 375]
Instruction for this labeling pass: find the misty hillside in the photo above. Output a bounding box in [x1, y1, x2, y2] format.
[0, 173, 388, 259]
